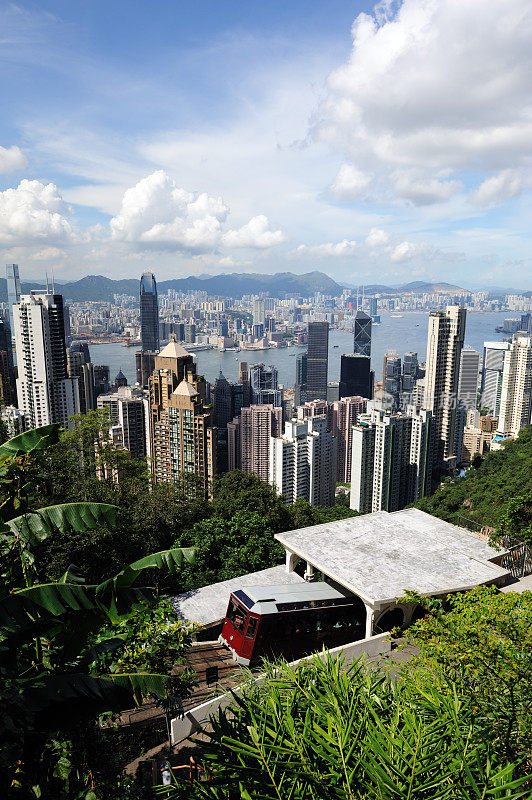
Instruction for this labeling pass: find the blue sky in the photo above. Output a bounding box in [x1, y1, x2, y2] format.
[0, 0, 531, 289]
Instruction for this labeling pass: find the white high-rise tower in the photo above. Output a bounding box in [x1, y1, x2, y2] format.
[496, 334, 532, 438]
[14, 292, 80, 429]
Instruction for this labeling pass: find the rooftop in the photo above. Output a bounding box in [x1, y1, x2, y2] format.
[172, 565, 305, 626]
[275, 508, 510, 608]
[158, 340, 191, 359]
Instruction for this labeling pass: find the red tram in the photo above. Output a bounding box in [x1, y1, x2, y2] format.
[219, 582, 366, 665]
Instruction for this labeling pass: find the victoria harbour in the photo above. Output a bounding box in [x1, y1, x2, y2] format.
[88, 311, 512, 387]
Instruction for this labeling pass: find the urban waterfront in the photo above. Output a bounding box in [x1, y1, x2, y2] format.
[87, 311, 512, 387]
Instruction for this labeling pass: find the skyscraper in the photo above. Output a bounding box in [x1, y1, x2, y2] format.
[6, 263, 20, 340]
[269, 416, 337, 507]
[252, 299, 266, 326]
[339, 354, 373, 399]
[149, 340, 215, 498]
[231, 404, 282, 482]
[140, 271, 159, 352]
[0, 318, 15, 404]
[423, 305, 466, 469]
[383, 354, 401, 410]
[14, 292, 80, 428]
[67, 343, 95, 414]
[306, 321, 329, 401]
[496, 333, 532, 438]
[480, 341, 509, 415]
[350, 404, 433, 513]
[401, 352, 419, 400]
[249, 363, 282, 406]
[294, 352, 307, 406]
[353, 310, 371, 357]
[97, 386, 150, 460]
[457, 347, 480, 410]
[331, 395, 367, 482]
[238, 361, 251, 407]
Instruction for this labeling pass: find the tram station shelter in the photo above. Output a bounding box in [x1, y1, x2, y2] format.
[275, 508, 510, 638]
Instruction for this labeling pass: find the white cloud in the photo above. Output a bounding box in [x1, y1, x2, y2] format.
[0, 145, 27, 173]
[392, 173, 463, 205]
[365, 227, 390, 248]
[470, 170, 522, 207]
[110, 171, 228, 250]
[390, 241, 433, 263]
[291, 239, 358, 257]
[0, 179, 75, 245]
[222, 215, 287, 249]
[316, 0, 532, 203]
[330, 163, 372, 200]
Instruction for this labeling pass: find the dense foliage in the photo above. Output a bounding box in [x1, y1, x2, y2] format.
[160, 653, 530, 799]
[416, 425, 532, 528]
[0, 425, 196, 799]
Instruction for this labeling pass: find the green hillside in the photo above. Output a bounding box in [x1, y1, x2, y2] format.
[416, 426, 532, 527]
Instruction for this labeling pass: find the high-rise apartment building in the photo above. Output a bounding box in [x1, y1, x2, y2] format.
[496, 334, 532, 438]
[331, 395, 367, 482]
[149, 341, 215, 497]
[306, 322, 329, 401]
[339, 354, 373, 400]
[401, 352, 419, 400]
[480, 341, 509, 415]
[14, 292, 80, 428]
[353, 310, 372, 357]
[228, 404, 282, 482]
[6, 263, 20, 340]
[457, 347, 480, 410]
[0, 318, 15, 404]
[423, 305, 466, 469]
[350, 404, 433, 513]
[383, 354, 401, 410]
[97, 386, 150, 459]
[67, 343, 95, 414]
[140, 271, 159, 353]
[269, 416, 336, 507]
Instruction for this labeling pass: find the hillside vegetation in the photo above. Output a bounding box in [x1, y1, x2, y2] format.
[416, 426, 532, 527]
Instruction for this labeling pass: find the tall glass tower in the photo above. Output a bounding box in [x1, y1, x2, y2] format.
[306, 321, 329, 401]
[140, 271, 159, 352]
[6, 263, 21, 340]
[353, 310, 371, 357]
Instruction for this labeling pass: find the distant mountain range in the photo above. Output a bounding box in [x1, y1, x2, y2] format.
[0, 272, 522, 303]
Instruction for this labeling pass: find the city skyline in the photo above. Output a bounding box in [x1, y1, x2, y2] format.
[0, 0, 531, 288]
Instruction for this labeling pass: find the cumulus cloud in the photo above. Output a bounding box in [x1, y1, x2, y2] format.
[392, 173, 463, 205]
[330, 163, 372, 200]
[0, 179, 75, 245]
[222, 215, 287, 249]
[0, 145, 27, 173]
[110, 171, 228, 250]
[365, 227, 390, 248]
[470, 170, 522, 207]
[390, 241, 433, 263]
[110, 171, 285, 253]
[291, 240, 358, 258]
[316, 0, 532, 204]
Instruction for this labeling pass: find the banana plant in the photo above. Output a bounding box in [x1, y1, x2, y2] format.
[0, 425, 197, 797]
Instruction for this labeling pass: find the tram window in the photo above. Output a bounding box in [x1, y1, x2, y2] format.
[227, 600, 246, 633]
[246, 616, 258, 639]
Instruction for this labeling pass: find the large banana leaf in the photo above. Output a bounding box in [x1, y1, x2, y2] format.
[0, 582, 144, 642]
[97, 547, 196, 593]
[5, 502, 118, 546]
[0, 424, 61, 456]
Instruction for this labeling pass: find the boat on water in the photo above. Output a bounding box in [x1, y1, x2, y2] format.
[390, 314, 403, 318]
[333, 345, 339, 348]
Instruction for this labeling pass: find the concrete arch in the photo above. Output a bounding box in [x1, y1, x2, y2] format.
[373, 606, 405, 634]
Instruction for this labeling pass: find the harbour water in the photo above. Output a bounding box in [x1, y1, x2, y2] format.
[88, 311, 512, 388]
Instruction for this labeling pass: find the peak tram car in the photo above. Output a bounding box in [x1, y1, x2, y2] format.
[219, 582, 366, 665]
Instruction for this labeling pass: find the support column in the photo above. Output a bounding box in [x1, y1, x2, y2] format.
[364, 604, 375, 639]
[285, 550, 300, 573]
[304, 562, 315, 582]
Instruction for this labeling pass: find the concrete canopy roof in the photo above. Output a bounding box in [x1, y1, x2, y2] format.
[172, 565, 305, 626]
[275, 508, 510, 608]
